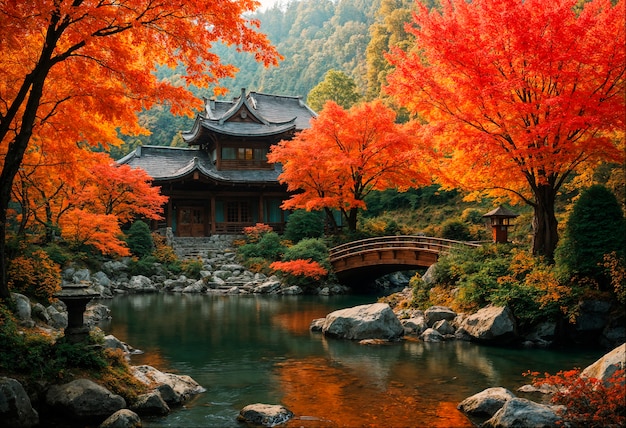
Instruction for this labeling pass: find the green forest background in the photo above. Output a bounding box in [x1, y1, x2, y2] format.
[113, 0, 422, 158]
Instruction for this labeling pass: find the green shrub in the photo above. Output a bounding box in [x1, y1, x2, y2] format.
[125, 221, 154, 258]
[182, 258, 204, 279]
[555, 185, 626, 290]
[238, 231, 285, 261]
[409, 274, 432, 309]
[128, 255, 159, 277]
[440, 219, 473, 241]
[284, 210, 325, 242]
[282, 238, 330, 270]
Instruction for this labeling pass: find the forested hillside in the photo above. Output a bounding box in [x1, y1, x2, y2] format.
[115, 0, 423, 155]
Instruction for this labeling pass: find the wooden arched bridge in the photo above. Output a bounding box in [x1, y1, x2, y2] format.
[329, 235, 481, 284]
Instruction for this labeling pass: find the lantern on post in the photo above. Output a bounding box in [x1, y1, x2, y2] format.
[482, 206, 519, 244]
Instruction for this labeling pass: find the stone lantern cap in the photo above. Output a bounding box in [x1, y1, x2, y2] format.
[54, 283, 99, 300]
[482, 205, 519, 219]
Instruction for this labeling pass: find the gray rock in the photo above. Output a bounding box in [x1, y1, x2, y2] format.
[72, 268, 91, 283]
[459, 305, 517, 344]
[0, 377, 39, 428]
[482, 397, 561, 428]
[318, 287, 330, 296]
[31, 303, 50, 324]
[281, 285, 303, 295]
[433, 319, 455, 335]
[11, 293, 31, 325]
[130, 391, 170, 416]
[401, 317, 427, 335]
[125, 275, 157, 293]
[85, 303, 111, 326]
[131, 365, 205, 403]
[419, 327, 444, 342]
[310, 318, 325, 332]
[102, 260, 128, 278]
[457, 387, 515, 416]
[237, 403, 294, 427]
[155, 384, 182, 407]
[322, 303, 404, 341]
[221, 263, 246, 272]
[182, 279, 206, 293]
[575, 300, 611, 332]
[92, 271, 111, 288]
[98, 409, 141, 428]
[212, 270, 232, 280]
[46, 304, 68, 329]
[424, 306, 457, 327]
[254, 280, 281, 294]
[580, 343, 625, 384]
[422, 264, 436, 285]
[45, 379, 126, 421]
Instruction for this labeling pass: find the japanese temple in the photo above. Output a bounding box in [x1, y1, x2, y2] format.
[117, 88, 317, 236]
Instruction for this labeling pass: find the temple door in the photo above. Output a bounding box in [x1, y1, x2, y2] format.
[178, 206, 206, 236]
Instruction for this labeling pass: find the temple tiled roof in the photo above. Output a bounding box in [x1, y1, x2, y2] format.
[182, 88, 316, 143]
[117, 145, 282, 184]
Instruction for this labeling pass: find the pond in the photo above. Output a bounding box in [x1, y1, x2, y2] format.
[98, 294, 604, 427]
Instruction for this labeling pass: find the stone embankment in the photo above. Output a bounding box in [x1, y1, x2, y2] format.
[63, 235, 350, 298]
[3, 293, 205, 428]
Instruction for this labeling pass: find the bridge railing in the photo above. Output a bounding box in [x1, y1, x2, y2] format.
[328, 235, 481, 263]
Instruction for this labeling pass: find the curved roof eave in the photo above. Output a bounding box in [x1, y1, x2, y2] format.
[200, 121, 296, 137]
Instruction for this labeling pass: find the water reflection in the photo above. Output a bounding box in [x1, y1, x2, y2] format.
[99, 294, 603, 428]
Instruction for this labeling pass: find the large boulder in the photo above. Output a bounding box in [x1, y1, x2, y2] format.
[130, 365, 205, 404]
[45, 379, 126, 422]
[580, 342, 625, 383]
[482, 398, 562, 428]
[0, 377, 39, 428]
[99, 409, 141, 428]
[457, 387, 515, 417]
[322, 303, 404, 341]
[459, 305, 517, 344]
[237, 403, 294, 427]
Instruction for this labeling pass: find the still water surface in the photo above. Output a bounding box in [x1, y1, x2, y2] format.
[99, 294, 604, 427]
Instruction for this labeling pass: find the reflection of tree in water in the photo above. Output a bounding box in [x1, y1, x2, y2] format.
[276, 357, 473, 427]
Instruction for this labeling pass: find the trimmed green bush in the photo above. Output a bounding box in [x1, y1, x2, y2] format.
[125, 220, 154, 258]
[284, 210, 325, 243]
[238, 231, 285, 261]
[282, 238, 330, 270]
[555, 185, 626, 290]
[440, 219, 472, 241]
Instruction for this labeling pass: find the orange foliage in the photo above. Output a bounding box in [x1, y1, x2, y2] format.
[0, 0, 281, 297]
[8, 250, 61, 302]
[59, 209, 130, 256]
[243, 223, 274, 243]
[385, 0, 625, 257]
[74, 161, 168, 223]
[525, 368, 626, 427]
[269, 259, 328, 280]
[267, 100, 433, 231]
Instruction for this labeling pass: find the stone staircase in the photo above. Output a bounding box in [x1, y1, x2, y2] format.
[171, 235, 239, 261]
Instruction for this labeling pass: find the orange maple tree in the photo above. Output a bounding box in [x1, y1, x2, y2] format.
[385, 0, 625, 260]
[0, 0, 281, 298]
[267, 100, 432, 232]
[13, 145, 167, 254]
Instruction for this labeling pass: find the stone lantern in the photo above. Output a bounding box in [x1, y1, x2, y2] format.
[482, 205, 519, 244]
[54, 283, 99, 344]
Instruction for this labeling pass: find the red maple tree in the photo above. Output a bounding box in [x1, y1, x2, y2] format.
[385, 0, 625, 259]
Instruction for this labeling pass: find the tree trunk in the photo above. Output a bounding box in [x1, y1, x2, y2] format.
[0, 75, 48, 300]
[531, 184, 559, 262]
[345, 207, 358, 232]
